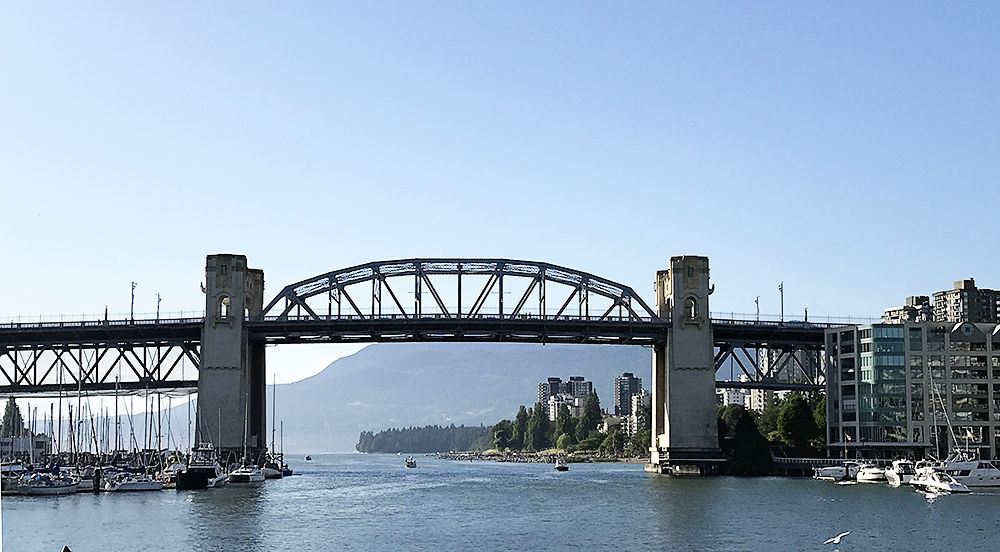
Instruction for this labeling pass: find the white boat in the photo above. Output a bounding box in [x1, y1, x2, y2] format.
[813, 461, 862, 481]
[405, 456, 417, 468]
[941, 451, 1000, 488]
[261, 454, 283, 479]
[18, 474, 79, 495]
[228, 464, 265, 483]
[910, 468, 970, 494]
[554, 458, 569, 472]
[885, 460, 917, 486]
[304, 455, 312, 461]
[104, 472, 164, 492]
[1, 462, 29, 495]
[855, 464, 887, 483]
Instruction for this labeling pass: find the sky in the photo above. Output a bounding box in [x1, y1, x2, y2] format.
[3, 2, 998, 384]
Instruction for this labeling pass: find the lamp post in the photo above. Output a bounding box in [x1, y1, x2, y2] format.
[131, 282, 137, 323]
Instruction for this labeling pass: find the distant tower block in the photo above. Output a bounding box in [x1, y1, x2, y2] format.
[198, 254, 265, 459]
[646, 256, 724, 475]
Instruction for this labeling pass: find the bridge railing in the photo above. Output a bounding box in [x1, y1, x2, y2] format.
[1, 316, 205, 330]
[256, 313, 661, 323]
[709, 311, 878, 329]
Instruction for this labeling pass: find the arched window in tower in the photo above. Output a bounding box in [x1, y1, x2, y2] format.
[685, 297, 697, 320]
[219, 296, 231, 319]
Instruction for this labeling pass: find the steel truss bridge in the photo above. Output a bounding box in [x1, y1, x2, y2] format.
[0, 258, 839, 397]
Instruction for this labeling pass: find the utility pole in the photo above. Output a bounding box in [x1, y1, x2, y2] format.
[779, 282, 784, 323]
[755, 296, 760, 321]
[131, 282, 137, 323]
[156, 293, 161, 322]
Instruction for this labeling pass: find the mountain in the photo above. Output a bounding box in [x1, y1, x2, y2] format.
[273, 342, 652, 453]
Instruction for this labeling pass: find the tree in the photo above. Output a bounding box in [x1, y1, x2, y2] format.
[575, 391, 602, 442]
[756, 395, 784, 440]
[511, 405, 529, 450]
[524, 404, 551, 452]
[1, 398, 25, 438]
[553, 404, 572, 438]
[812, 395, 827, 447]
[599, 428, 624, 455]
[777, 392, 819, 450]
[492, 420, 513, 451]
[556, 433, 575, 450]
[718, 404, 772, 475]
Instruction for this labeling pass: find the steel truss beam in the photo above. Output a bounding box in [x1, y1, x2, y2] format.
[0, 321, 201, 397]
[259, 259, 659, 323]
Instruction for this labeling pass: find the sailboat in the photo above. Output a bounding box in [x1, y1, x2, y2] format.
[227, 391, 264, 484]
[261, 376, 284, 479]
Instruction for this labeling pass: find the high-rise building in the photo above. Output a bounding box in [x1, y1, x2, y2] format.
[933, 279, 1000, 323]
[538, 376, 592, 419]
[826, 321, 1000, 460]
[614, 372, 642, 416]
[882, 296, 933, 324]
[564, 376, 592, 400]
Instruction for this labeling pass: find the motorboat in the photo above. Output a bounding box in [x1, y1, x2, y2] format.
[176, 444, 228, 490]
[813, 461, 863, 481]
[910, 468, 970, 494]
[104, 472, 164, 492]
[304, 455, 312, 461]
[227, 464, 265, 483]
[555, 457, 569, 471]
[885, 460, 917, 486]
[405, 456, 417, 468]
[17, 473, 78, 495]
[941, 451, 1000, 488]
[855, 464, 887, 483]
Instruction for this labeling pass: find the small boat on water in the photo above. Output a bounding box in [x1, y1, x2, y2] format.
[941, 451, 1000, 488]
[304, 455, 312, 461]
[176, 444, 227, 490]
[104, 472, 164, 492]
[405, 456, 417, 468]
[856, 464, 887, 483]
[261, 454, 283, 479]
[17, 474, 78, 496]
[885, 460, 917, 486]
[228, 464, 265, 484]
[554, 457, 569, 471]
[910, 468, 970, 494]
[813, 461, 862, 481]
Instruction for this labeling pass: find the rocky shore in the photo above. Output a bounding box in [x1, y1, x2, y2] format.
[436, 451, 646, 464]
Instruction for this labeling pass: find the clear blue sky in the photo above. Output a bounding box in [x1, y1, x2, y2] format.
[3, 2, 998, 382]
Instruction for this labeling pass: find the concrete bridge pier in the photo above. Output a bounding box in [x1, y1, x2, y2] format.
[646, 256, 725, 475]
[197, 254, 266, 464]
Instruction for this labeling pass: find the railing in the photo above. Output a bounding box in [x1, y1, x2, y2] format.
[710, 311, 879, 328]
[1, 316, 205, 330]
[256, 313, 660, 323]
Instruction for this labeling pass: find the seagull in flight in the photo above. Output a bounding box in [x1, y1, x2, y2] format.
[824, 531, 851, 544]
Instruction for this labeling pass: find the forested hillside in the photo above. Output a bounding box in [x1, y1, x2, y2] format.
[356, 424, 492, 453]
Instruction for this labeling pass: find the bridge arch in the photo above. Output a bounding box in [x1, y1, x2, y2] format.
[258, 259, 660, 323]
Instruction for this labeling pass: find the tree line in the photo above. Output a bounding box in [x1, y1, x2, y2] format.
[356, 424, 492, 453]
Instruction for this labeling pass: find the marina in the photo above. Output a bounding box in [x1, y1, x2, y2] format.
[4, 454, 999, 552]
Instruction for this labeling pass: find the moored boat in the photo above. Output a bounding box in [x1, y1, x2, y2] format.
[885, 460, 916, 486]
[18, 474, 79, 495]
[227, 464, 265, 484]
[813, 461, 862, 481]
[855, 464, 887, 483]
[555, 457, 569, 471]
[910, 468, 970, 494]
[104, 472, 164, 492]
[176, 444, 227, 490]
[941, 451, 1000, 488]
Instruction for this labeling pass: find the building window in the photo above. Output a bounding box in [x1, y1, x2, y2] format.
[219, 296, 230, 319]
[684, 297, 697, 320]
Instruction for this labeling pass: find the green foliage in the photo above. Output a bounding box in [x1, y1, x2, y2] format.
[599, 428, 624, 455]
[511, 405, 529, 450]
[491, 420, 513, 450]
[756, 396, 784, 439]
[356, 424, 492, 453]
[556, 433, 575, 450]
[812, 394, 827, 447]
[777, 392, 819, 450]
[524, 404, 552, 452]
[575, 391, 602, 442]
[718, 404, 772, 476]
[1, 398, 25, 438]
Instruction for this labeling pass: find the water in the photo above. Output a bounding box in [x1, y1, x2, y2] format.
[3, 455, 998, 551]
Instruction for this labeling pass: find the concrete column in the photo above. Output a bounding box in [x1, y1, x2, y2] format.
[647, 256, 724, 475]
[198, 254, 265, 462]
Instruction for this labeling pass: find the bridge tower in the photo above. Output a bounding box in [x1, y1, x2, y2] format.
[198, 254, 266, 463]
[646, 256, 724, 475]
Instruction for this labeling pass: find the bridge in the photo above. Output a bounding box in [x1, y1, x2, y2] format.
[0, 255, 840, 474]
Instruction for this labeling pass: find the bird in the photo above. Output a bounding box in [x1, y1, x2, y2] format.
[824, 531, 851, 545]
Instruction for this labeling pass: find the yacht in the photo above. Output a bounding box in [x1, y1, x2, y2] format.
[941, 451, 1000, 488]
[228, 464, 265, 483]
[910, 468, 970, 494]
[261, 453, 284, 479]
[813, 461, 863, 481]
[885, 460, 917, 486]
[855, 464, 887, 483]
[405, 456, 417, 468]
[103, 472, 164, 492]
[176, 444, 227, 490]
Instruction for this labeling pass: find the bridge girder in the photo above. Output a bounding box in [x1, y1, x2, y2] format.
[259, 259, 660, 324]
